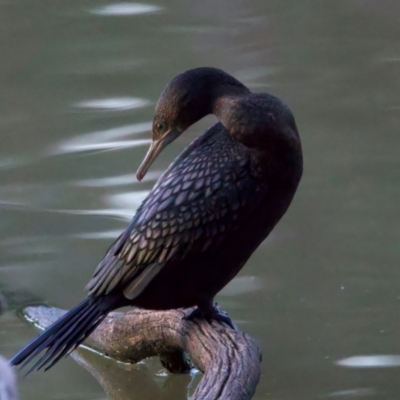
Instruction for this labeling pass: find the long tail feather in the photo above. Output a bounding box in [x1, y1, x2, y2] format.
[9, 295, 118, 374]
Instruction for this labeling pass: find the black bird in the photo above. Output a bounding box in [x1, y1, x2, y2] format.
[10, 67, 303, 372]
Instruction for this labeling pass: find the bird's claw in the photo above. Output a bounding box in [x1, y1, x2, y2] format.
[183, 305, 236, 329]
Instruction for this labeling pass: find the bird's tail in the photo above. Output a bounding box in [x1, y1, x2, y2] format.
[9, 294, 120, 374]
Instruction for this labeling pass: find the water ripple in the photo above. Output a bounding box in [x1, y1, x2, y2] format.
[90, 3, 163, 16]
[106, 191, 148, 209]
[54, 208, 135, 221]
[0, 156, 25, 170]
[58, 139, 150, 153]
[50, 122, 151, 154]
[324, 388, 375, 397]
[73, 230, 123, 240]
[74, 171, 160, 187]
[54, 191, 149, 221]
[336, 355, 400, 368]
[73, 97, 150, 111]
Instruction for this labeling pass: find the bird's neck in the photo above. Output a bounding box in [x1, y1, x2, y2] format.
[212, 92, 256, 146]
[212, 90, 250, 132]
[212, 92, 303, 181]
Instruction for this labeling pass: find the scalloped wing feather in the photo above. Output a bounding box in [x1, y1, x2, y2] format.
[85, 124, 267, 299]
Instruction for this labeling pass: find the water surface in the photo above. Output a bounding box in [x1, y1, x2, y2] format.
[1, 1, 400, 399]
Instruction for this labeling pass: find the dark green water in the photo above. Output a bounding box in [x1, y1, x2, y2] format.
[1, 1, 400, 399]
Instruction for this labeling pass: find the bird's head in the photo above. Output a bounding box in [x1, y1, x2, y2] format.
[136, 69, 214, 181]
[136, 67, 248, 181]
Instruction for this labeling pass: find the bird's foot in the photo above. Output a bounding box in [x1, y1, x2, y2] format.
[183, 303, 236, 330]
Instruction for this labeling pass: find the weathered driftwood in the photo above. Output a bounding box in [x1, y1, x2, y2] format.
[24, 305, 261, 400]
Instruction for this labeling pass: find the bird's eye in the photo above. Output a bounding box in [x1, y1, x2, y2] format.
[156, 123, 167, 133]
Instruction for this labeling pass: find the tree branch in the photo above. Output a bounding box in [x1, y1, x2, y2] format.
[24, 305, 261, 400]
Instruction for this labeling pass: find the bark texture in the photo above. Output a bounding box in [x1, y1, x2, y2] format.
[23, 305, 261, 400]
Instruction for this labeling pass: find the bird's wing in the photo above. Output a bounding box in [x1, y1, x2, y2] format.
[85, 124, 267, 299]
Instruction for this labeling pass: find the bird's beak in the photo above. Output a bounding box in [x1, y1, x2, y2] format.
[136, 129, 181, 181]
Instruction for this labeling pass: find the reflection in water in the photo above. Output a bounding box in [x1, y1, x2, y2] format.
[107, 191, 149, 209]
[50, 122, 151, 154]
[56, 139, 150, 153]
[1, 236, 57, 256]
[73, 97, 150, 111]
[74, 171, 160, 187]
[2, 0, 400, 399]
[0, 184, 52, 208]
[90, 3, 163, 16]
[0, 200, 27, 208]
[73, 230, 123, 240]
[54, 208, 135, 221]
[336, 355, 400, 368]
[325, 388, 375, 397]
[69, 349, 194, 400]
[0, 157, 27, 171]
[54, 189, 148, 221]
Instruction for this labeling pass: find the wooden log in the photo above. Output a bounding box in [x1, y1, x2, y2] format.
[23, 305, 261, 400]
